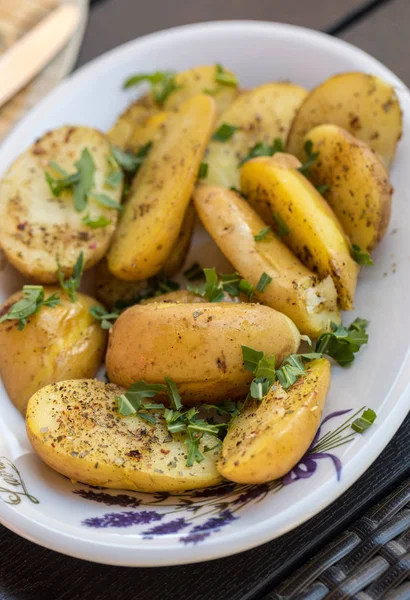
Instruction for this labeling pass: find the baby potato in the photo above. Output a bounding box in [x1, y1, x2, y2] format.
[286, 72, 402, 167]
[107, 95, 158, 149]
[95, 259, 149, 309]
[141, 290, 206, 305]
[107, 94, 216, 281]
[306, 125, 393, 252]
[162, 202, 196, 277]
[218, 358, 331, 484]
[194, 185, 340, 337]
[241, 155, 359, 310]
[26, 379, 222, 492]
[205, 83, 308, 189]
[0, 288, 107, 414]
[106, 302, 300, 404]
[127, 111, 170, 153]
[0, 126, 122, 283]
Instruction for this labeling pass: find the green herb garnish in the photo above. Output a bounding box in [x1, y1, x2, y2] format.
[91, 193, 123, 211]
[298, 140, 319, 177]
[198, 162, 208, 179]
[117, 381, 166, 421]
[112, 142, 152, 176]
[256, 272, 272, 293]
[254, 226, 272, 241]
[352, 244, 374, 266]
[315, 318, 369, 367]
[215, 63, 238, 87]
[188, 267, 254, 301]
[273, 213, 290, 237]
[123, 71, 181, 104]
[212, 123, 239, 142]
[105, 155, 123, 189]
[89, 305, 121, 329]
[57, 252, 84, 303]
[0, 285, 60, 330]
[239, 138, 283, 166]
[351, 408, 377, 433]
[183, 262, 203, 281]
[315, 183, 329, 195]
[82, 214, 112, 229]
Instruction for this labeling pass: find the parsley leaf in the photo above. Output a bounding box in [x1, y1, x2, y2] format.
[188, 267, 254, 301]
[164, 376, 183, 411]
[111, 142, 152, 176]
[273, 213, 290, 237]
[198, 162, 208, 179]
[117, 381, 166, 418]
[91, 193, 123, 211]
[212, 123, 239, 142]
[123, 71, 181, 104]
[57, 252, 84, 303]
[239, 138, 283, 166]
[254, 226, 272, 241]
[0, 285, 60, 330]
[105, 155, 123, 189]
[352, 244, 374, 266]
[89, 305, 120, 329]
[315, 318, 369, 366]
[256, 272, 272, 293]
[215, 63, 238, 87]
[183, 262, 204, 281]
[315, 183, 329, 195]
[351, 408, 377, 433]
[204, 268, 225, 302]
[82, 213, 112, 229]
[298, 139, 319, 178]
[242, 346, 264, 372]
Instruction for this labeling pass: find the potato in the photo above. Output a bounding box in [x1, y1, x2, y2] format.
[241, 155, 359, 310]
[205, 83, 308, 189]
[127, 111, 170, 153]
[286, 72, 402, 167]
[162, 202, 196, 277]
[95, 259, 149, 309]
[106, 302, 300, 404]
[0, 126, 122, 283]
[26, 379, 222, 492]
[107, 95, 158, 149]
[306, 125, 393, 252]
[141, 290, 206, 305]
[218, 358, 331, 484]
[0, 288, 107, 414]
[194, 185, 340, 337]
[107, 94, 216, 281]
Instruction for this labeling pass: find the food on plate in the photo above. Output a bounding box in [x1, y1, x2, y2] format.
[106, 302, 300, 403]
[141, 290, 206, 305]
[107, 94, 216, 281]
[241, 155, 359, 310]
[0, 287, 107, 414]
[286, 72, 402, 167]
[305, 124, 393, 253]
[205, 82, 307, 189]
[127, 111, 170, 153]
[162, 202, 196, 277]
[194, 184, 340, 336]
[26, 379, 223, 492]
[107, 95, 157, 149]
[95, 258, 149, 309]
[218, 358, 331, 483]
[0, 126, 122, 283]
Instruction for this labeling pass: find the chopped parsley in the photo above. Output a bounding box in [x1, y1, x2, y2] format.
[351, 408, 377, 433]
[198, 162, 208, 179]
[105, 154, 123, 189]
[82, 213, 112, 229]
[57, 252, 84, 303]
[0, 285, 60, 330]
[89, 305, 121, 329]
[254, 226, 272, 241]
[215, 63, 238, 87]
[188, 267, 254, 301]
[90, 193, 123, 211]
[315, 318, 369, 367]
[256, 272, 272, 293]
[212, 123, 239, 142]
[273, 212, 290, 237]
[111, 142, 152, 176]
[315, 183, 329, 195]
[123, 71, 181, 104]
[298, 140, 319, 177]
[239, 138, 283, 166]
[352, 244, 374, 266]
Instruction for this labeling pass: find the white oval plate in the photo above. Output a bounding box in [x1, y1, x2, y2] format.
[0, 21, 409, 567]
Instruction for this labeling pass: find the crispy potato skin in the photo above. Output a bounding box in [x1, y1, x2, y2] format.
[0, 288, 107, 414]
[107, 94, 216, 281]
[0, 126, 121, 283]
[26, 379, 222, 492]
[286, 72, 402, 167]
[241, 156, 359, 310]
[106, 302, 300, 404]
[194, 185, 340, 337]
[218, 358, 331, 484]
[306, 125, 393, 252]
[205, 83, 308, 189]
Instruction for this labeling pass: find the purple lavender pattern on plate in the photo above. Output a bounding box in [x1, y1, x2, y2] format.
[75, 408, 364, 544]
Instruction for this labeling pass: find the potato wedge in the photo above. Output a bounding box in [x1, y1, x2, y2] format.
[127, 111, 170, 153]
[194, 185, 340, 337]
[26, 379, 222, 492]
[107, 94, 216, 281]
[106, 302, 300, 404]
[205, 83, 308, 189]
[241, 156, 359, 310]
[107, 95, 158, 149]
[286, 72, 402, 167]
[162, 202, 196, 277]
[218, 358, 331, 484]
[0, 126, 122, 283]
[0, 288, 107, 414]
[306, 125, 393, 252]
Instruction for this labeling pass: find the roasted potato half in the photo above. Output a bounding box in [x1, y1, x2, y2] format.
[218, 358, 331, 484]
[162, 202, 196, 277]
[127, 111, 170, 153]
[107, 94, 216, 281]
[194, 185, 340, 337]
[241, 155, 359, 310]
[0, 126, 122, 283]
[0, 288, 107, 414]
[306, 125, 393, 252]
[205, 83, 308, 189]
[107, 95, 158, 149]
[95, 259, 149, 309]
[26, 379, 223, 492]
[106, 302, 300, 404]
[286, 72, 402, 168]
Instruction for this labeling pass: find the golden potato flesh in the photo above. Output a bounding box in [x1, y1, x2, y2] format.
[107, 94, 216, 281]
[162, 202, 196, 277]
[127, 111, 170, 153]
[286, 72, 402, 168]
[205, 82, 308, 189]
[306, 124, 393, 252]
[218, 358, 331, 484]
[0, 126, 122, 283]
[241, 155, 359, 310]
[107, 95, 158, 149]
[194, 185, 340, 337]
[106, 302, 300, 404]
[26, 379, 222, 493]
[0, 288, 107, 414]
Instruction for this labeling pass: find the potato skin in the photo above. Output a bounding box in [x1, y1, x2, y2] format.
[162, 202, 196, 277]
[286, 72, 402, 167]
[0, 126, 121, 283]
[306, 125, 393, 252]
[218, 358, 331, 484]
[106, 302, 300, 404]
[107, 94, 216, 281]
[241, 156, 359, 310]
[0, 288, 107, 414]
[26, 379, 222, 492]
[107, 95, 158, 149]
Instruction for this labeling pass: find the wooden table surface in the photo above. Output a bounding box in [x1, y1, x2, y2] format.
[1, 1, 410, 598]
